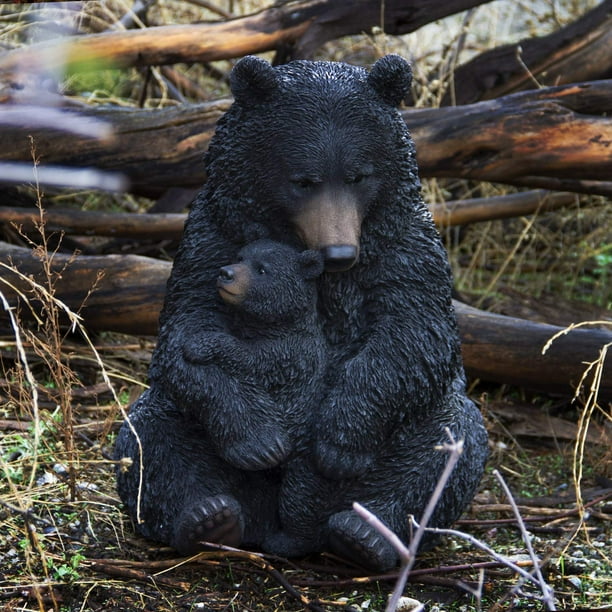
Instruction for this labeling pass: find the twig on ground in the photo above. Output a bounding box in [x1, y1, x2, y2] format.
[420, 522, 544, 589]
[0, 289, 41, 489]
[89, 560, 191, 590]
[493, 469, 556, 611]
[291, 559, 535, 588]
[189, 543, 328, 612]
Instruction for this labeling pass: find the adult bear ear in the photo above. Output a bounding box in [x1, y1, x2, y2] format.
[230, 56, 279, 105]
[367, 54, 412, 107]
[299, 250, 325, 280]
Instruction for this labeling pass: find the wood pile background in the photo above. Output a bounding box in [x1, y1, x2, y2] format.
[0, 0, 611, 399]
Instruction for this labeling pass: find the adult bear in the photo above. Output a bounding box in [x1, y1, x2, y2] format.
[115, 54, 488, 571]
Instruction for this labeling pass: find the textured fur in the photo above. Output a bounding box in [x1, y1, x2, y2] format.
[115, 54, 488, 570]
[181, 239, 326, 471]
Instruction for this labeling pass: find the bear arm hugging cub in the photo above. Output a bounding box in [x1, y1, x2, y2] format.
[182, 239, 326, 472]
[115, 53, 489, 572]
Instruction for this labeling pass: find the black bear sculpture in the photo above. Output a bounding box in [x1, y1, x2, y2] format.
[115, 54, 488, 571]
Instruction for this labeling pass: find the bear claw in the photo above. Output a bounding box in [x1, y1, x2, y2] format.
[173, 494, 244, 555]
[327, 510, 398, 572]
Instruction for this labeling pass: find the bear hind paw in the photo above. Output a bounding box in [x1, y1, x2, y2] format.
[327, 510, 398, 572]
[173, 494, 244, 555]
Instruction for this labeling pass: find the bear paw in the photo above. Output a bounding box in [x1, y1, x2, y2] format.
[314, 439, 374, 480]
[173, 494, 244, 555]
[327, 510, 398, 572]
[221, 430, 291, 471]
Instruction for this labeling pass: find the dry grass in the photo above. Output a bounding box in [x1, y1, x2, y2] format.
[1, 1, 611, 611]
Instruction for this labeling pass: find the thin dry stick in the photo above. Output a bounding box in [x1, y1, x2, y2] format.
[475, 209, 540, 309]
[493, 469, 556, 611]
[515, 44, 543, 89]
[0, 247, 145, 524]
[354, 429, 464, 612]
[570, 341, 610, 551]
[78, 323, 146, 525]
[0, 289, 41, 490]
[421, 519, 557, 600]
[542, 321, 612, 355]
[543, 322, 611, 551]
[187, 543, 327, 612]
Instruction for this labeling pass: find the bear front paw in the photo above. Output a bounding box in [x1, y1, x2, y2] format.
[173, 494, 244, 555]
[183, 332, 233, 365]
[314, 438, 374, 480]
[221, 430, 291, 471]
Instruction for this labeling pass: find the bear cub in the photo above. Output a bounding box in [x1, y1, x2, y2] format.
[182, 239, 327, 474]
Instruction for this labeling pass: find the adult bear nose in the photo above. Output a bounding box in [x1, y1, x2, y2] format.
[322, 245, 358, 272]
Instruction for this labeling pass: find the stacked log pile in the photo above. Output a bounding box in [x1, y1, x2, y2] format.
[0, 0, 611, 399]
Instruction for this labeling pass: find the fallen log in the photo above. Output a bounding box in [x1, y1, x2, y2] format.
[429, 190, 576, 226]
[504, 177, 612, 198]
[456, 302, 612, 400]
[0, 99, 228, 198]
[443, 0, 612, 105]
[0, 207, 186, 241]
[0, 190, 578, 243]
[406, 81, 612, 184]
[0, 242, 170, 335]
[1, 81, 611, 197]
[0, 0, 491, 81]
[1, 241, 610, 400]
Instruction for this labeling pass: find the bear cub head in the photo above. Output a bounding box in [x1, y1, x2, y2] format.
[217, 239, 324, 324]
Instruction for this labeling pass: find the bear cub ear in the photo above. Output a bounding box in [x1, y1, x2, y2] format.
[299, 250, 325, 280]
[230, 56, 279, 106]
[367, 54, 412, 108]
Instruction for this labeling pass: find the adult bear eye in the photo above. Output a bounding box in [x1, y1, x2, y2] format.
[257, 265, 267, 275]
[290, 177, 316, 190]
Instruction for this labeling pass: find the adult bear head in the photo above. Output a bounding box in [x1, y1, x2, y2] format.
[204, 54, 417, 272]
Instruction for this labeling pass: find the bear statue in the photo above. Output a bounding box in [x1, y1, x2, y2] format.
[182, 239, 326, 472]
[115, 53, 489, 571]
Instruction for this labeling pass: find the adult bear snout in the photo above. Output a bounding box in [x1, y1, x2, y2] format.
[322, 245, 359, 272]
[292, 189, 362, 271]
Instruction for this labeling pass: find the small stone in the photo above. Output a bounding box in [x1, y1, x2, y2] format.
[53, 463, 69, 476]
[567, 576, 582, 590]
[36, 471, 58, 486]
[392, 596, 423, 611]
[76, 481, 98, 491]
